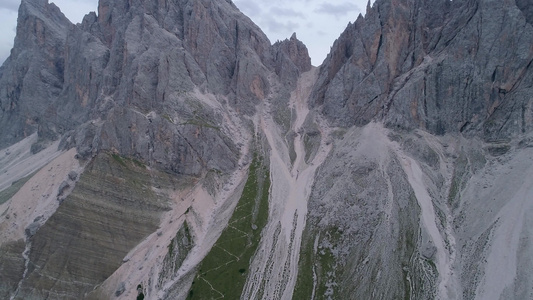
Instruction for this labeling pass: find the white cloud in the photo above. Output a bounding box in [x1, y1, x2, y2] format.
[235, 0, 371, 65]
[234, 0, 262, 17]
[51, 0, 98, 23]
[315, 2, 360, 18]
[0, 8, 18, 65]
[270, 20, 300, 34]
[0, 0, 20, 12]
[269, 7, 306, 19]
[0, 0, 98, 65]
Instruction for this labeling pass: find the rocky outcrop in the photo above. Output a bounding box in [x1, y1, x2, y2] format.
[310, 0, 533, 141]
[13, 153, 176, 299]
[90, 0, 274, 112]
[295, 128, 430, 299]
[272, 33, 312, 87]
[0, 0, 71, 148]
[267, 33, 313, 133]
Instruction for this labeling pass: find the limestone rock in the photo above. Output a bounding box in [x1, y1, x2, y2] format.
[310, 0, 533, 141]
[68, 171, 78, 181]
[272, 33, 312, 87]
[0, 0, 71, 148]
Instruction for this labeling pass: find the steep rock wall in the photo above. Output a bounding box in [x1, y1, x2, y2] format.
[310, 0, 533, 141]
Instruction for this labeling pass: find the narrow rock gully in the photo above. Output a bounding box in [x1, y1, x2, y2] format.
[242, 67, 332, 299]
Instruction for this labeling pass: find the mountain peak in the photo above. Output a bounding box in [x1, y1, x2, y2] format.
[290, 32, 298, 41]
[274, 32, 312, 73]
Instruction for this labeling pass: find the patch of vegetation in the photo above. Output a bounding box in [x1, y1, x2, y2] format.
[387, 131, 403, 143]
[403, 269, 412, 300]
[111, 153, 127, 167]
[411, 254, 438, 300]
[285, 130, 297, 166]
[136, 284, 145, 300]
[110, 153, 146, 169]
[424, 257, 437, 271]
[209, 168, 223, 176]
[0, 171, 38, 205]
[448, 153, 468, 208]
[182, 110, 221, 131]
[162, 114, 174, 123]
[293, 227, 314, 299]
[487, 144, 511, 156]
[129, 158, 146, 168]
[304, 133, 320, 163]
[183, 119, 220, 130]
[102, 152, 178, 210]
[402, 137, 439, 169]
[294, 226, 341, 299]
[469, 148, 487, 173]
[397, 195, 423, 300]
[400, 196, 418, 252]
[187, 154, 270, 299]
[273, 105, 292, 135]
[158, 222, 194, 288]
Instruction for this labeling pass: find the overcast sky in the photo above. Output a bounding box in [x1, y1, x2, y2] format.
[0, 0, 374, 66]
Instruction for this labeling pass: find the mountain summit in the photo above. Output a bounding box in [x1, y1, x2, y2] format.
[1, 0, 532, 299]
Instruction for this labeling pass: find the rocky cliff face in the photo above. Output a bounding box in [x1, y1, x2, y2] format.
[301, 0, 533, 299]
[311, 0, 533, 141]
[0, 0, 304, 173]
[0, 0, 71, 149]
[1, 0, 533, 299]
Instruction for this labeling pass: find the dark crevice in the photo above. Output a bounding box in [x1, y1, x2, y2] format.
[175, 127, 207, 170]
[496, 98, 519, 136]
[516, 0, 533, 25]
[522, 105, 527, 133]
[509, 57, 533, 93]
[460, 121, 470, 133]
[438, 0, 479, 50]
[423, 75, 428, 121]
[374, 5, 385, 71]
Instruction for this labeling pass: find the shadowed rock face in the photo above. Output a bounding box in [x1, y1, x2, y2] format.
[517, 0, 533, 25]
[311, 0, 533, 140]
[0, 0, 71, 148]
[0, 240, 26, 299]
